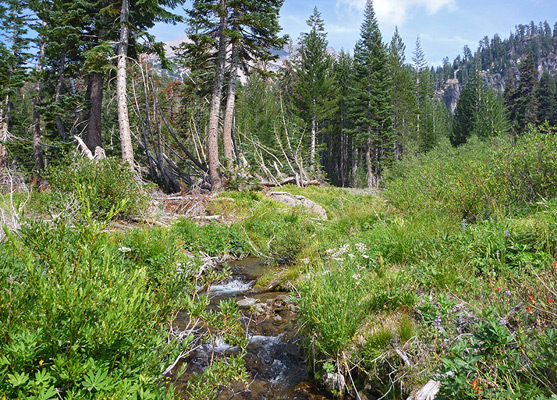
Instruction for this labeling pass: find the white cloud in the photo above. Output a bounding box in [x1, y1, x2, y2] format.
[328, 24, 360, 34]
[336, 0, 457, 26]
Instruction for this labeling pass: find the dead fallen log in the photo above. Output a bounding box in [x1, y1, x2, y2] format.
[259, 177, 320, 188]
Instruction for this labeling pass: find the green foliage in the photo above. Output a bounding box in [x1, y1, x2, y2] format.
[451, 62, 509, 146]
[46, 157, 151, 220]
[0, 188, 252, 399]
[386, 126, 557, 221]
[351, 0, 394, 185]
[298, 241, 416, 358]
[437, 315, 557, 399]
[172, 219, 247, 257]
[0, 206, 187, 399]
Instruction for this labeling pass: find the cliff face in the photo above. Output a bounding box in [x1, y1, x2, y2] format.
[434, 21, 557, 113]
[437, 77, 461, 113]
[437, 52, 557, 114]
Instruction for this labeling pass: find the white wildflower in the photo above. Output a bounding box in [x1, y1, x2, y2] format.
[118, 246, 132, 253]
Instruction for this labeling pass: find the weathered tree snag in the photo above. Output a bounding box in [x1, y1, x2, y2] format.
[32, 27, 46, 171]
[310, 113, 316, 171]
[365, 136, 373, 189]
[0, 94, 11, 168]
[117, 0, 134, 167]
[222, 41, 239, 169]
[206, 0, 228, 192]
[54, 54, 67, 141]
[85, 72, 104, 151]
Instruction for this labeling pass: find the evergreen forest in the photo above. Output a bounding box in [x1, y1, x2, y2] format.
[1, 0, 556, 399]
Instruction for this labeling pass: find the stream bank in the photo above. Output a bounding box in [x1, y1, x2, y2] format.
[175, 257, 334, 399]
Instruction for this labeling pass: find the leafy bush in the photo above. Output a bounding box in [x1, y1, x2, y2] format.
[46, 157, 151, 220]
[0, 211, 187, 398]
[437, 314, 557, 399]
[172, 219, 248, 257]
[386, 126, 557, 221]
[0, 196, 250, 399]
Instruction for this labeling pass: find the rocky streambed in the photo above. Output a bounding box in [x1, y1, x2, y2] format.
[175, 257, 333, 399]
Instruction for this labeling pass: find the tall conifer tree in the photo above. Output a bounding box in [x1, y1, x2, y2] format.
[221, 0, 285, 168]
[388, 27, 416, 159]
[292, 7, 337, 172]
[352, 0, 392, 188]
[0, 0, 32, 167]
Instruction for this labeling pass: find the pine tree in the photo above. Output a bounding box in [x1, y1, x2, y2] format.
[0, 0, 32, 168]
[514, 52, 539, 133]
[536, 71, 556, 125]
[413, 36, 435, 152]
[452, 61, 509, 146]
[388, 27, 416, 159]
[352, 0, 392, 188]
[330, 50, 355, 186]
[221, 0, 285, 168]
[185, 0, 285, 190]
[292, 7, 337, 172]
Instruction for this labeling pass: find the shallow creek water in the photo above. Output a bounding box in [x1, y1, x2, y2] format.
[175, 257, 333, 400]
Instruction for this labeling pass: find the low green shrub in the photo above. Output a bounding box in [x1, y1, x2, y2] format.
[0, 199, 248, 399]
[172, 219, 248, 257]
[437, 313, 557, 399]
[386, 126, 557, 221]
[46, 157, 151, 220]
[0, 212, 186, 398]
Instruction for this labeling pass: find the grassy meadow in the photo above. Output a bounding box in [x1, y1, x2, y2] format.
[1, 126, 556, 399]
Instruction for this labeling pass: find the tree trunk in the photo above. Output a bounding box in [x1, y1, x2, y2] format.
[86, 72, 104, 151]
[206, 0, 227, 192]
[32, 29, 46, 171]
[351, 146, 358, 186]
[0, 94, 9, 168]
[339, 131, 346, 187]
[54, 54, 67, 140]
[117, 0, 134, 167]
[365, 136, 374, 189]
[222, 42, 239, 169]
[310, 114, 316, 171]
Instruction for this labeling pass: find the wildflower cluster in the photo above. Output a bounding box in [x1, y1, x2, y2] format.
[433, 315, 444, 332]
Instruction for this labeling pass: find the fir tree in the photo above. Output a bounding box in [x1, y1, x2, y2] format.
[0, 0, 33, 167]
[329, 50, 354, 186]
[514, 52, 539, 133]
[292, 7, 337, 172]
[388, 27, 416, 159]
[352, 0, 393, 188]
[413, 36, 435, 152]
[536, 71, 556, 125]
[185, 0, 285, 189]
[452, 61, 509, 146]
[222, 0, 285, 168]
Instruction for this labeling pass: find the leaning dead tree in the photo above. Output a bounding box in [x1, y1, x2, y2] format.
[128, 60, 209, 193]
[122, 56, 320, 194]
[0, 168, 30, 242]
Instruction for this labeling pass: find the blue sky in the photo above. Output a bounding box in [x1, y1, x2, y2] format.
[151, 0, 557, 66]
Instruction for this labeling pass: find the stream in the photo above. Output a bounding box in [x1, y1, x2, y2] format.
[175, 257, 334, 399]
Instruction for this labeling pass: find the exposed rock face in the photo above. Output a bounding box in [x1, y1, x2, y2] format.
[267, 191, 328, 220]
[538, 53, 557, 76]
[438, 77, 461, 114]
[324, 372, 345, 393]
[436, 52, 557, 115]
